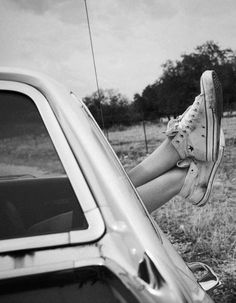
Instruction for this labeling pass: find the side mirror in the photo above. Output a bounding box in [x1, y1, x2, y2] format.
[187, 262, 221, 292]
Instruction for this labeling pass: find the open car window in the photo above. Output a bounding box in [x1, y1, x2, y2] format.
[0, 91, 88, 240]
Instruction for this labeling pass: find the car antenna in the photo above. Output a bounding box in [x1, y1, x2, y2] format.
[84, 0, 105, 130]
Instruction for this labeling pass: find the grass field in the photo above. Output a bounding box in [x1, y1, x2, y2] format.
[108, 117, 236, 303]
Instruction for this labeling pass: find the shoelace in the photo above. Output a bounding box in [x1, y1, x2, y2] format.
[178, 94, 203, 131]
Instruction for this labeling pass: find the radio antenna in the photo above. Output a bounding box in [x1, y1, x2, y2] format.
[84, 0, 105, 129]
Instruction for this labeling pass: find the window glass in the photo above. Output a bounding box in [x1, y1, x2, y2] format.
[0, 91, 64, 176]
[0, 266, 140, 303]
[0, 91, 88, 240]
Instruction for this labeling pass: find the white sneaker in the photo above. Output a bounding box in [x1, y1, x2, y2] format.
[178, 129, 225, 206]
[166, 70, 223, 162]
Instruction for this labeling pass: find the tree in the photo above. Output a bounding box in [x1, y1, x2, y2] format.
[84, 41, 236, 127]
[132, 87, 159, 120]
[137, 41, 236, 117]
[83, 89, 131, 128]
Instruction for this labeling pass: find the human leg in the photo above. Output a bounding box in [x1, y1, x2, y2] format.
[166, 70, 223, 162]
[178, 130, 225, 206]
[129, 70, 223, 209]
[136, 133, 224, 212]
[128, 138, 180, 188]
[136, 167, 187, 212]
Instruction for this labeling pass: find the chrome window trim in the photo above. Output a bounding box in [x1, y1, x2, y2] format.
[0, 81, 105, 252]
[72, 92, 162, 242]
[0, 257, 105, 281]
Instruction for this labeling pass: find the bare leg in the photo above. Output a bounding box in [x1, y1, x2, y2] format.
[128, 138, 180, 187]
[128, 71, 222, 209]
[137, 167, 187, 213]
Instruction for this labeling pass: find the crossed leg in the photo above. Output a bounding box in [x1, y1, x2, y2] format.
[128, 138, 187, 212]
[127, 70, 224, 212]
[134, 168, 187, 212]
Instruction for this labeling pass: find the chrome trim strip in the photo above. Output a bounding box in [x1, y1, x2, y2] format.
[0, 258, 105, 280]
[70, 208, 105, 243]
[0, 260, 74, 280]
[0, 233, 70, 253]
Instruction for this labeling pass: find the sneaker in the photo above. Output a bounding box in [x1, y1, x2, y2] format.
[178, 129, 225, 206]
[166, 70, 223, 162]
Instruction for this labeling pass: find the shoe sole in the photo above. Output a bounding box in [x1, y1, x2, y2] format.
[196, 132, 224, 207]
[200, 70, 223, 162]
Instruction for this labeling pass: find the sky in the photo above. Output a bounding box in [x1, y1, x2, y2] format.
[1, 0, 236, 100]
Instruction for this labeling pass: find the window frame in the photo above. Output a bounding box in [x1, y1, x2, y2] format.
[0, 81, 105, 253]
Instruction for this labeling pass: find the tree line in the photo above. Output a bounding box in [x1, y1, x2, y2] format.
[83, 41, 236, 128]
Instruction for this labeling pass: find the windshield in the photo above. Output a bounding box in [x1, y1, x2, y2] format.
[0, 266, 140, 303]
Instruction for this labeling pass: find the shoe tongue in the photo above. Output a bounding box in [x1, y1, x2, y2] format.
[177, 158, 192, 168]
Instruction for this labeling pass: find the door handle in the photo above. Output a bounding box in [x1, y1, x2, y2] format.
[187, 262, 221, 292]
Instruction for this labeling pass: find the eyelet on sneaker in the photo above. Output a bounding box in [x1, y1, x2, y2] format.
[201, 135, 205, 137]
[188, 145, 194, 152]
[176, 140, 180, 143]
[202, 125, 205, 128]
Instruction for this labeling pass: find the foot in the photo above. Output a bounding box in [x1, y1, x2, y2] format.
[178, 129, 225, 206]
[166, 70, 223, 162]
